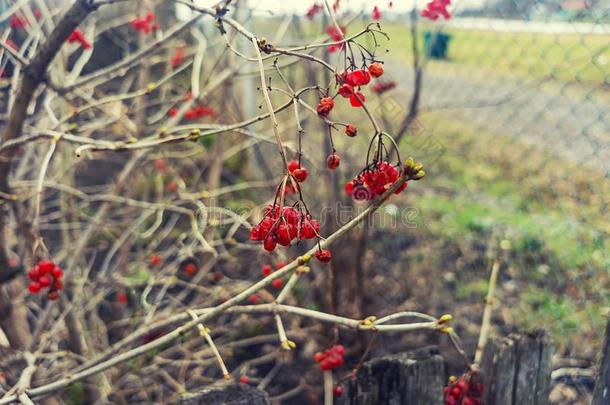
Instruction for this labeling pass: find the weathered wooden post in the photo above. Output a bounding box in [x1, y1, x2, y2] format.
[343, 347, 446, 405]
[592, 313, 610, 405]
[480, 330, 553, 405]
[180, 384, 270, 405]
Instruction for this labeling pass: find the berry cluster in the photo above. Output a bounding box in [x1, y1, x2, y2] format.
[421, 0, 452, 20]
[67, 29, 91, 50]
[167, 105, 217, 120]
[131, 11, 159, 34]
[27, 260, 64, 300]
[443, 372, 484, 405]
[328, 63, 385, 111]
[250, 205, 320, 252]
[345, 161, 406, 200]
[314, 344, 345, 370]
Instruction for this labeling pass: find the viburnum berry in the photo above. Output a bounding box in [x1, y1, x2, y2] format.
[150, 254, 162, 266]
[327, 154, 340, 170]
[333, 385, 344, 397]
[292, 168, 308, 182]
[239, 376, 250, 384]
[345, 124, 358, 137]
[264, 235, 277, 252]
[372, 5, 382, 20]
[261, 264, 273, 277]
[248, 294, 260, 304]
[316, 97, 334, 117]
[27, 260, 64, 300]
[315, 249, 332, 263]
[167, 107, 178, 117]
[271, 278, 283, 289]
[251, 204, 320, 251]
[287, 160, 300, 172]
[338, 83, 354, 98]
[345, 69, 371, 87]
[185, 263, 198, 275]
[314, 344, 345, 371]
[346, 161, 407, 200]
[9, 14, 29, 29]
[117, 292, 128, 304]
[368, 62, 384, 78]
[349, 91, 366, 107]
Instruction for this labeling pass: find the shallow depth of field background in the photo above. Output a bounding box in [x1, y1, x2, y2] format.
[249, 1, 609, 360]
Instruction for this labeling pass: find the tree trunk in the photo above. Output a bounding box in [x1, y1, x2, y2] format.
[344, 347, 445, 405]
[480, 330, 553, 405]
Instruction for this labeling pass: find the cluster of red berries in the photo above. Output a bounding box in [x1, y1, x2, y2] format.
[443, 372, 484, 405]
[67, 29, 91, 50]
[372, 80, 397, 94]
[326, 25, 346, 53]
[27, 260, 64, 300]
[250, 205, 320, 252]
[287, 160, 309, 183]
[314, 344, 345, 370]
[319, 63, 384, 114]
[314, 249, 332, 263]
[131, 11, 159, 34]
[345, 161, 406, 200]
[421, 0, 452, 20]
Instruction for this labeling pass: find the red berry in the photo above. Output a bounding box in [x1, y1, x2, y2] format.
[275, 261, 286, 269]
[326, 154, 340, 170]
[271, 278, 283, 289]
[54, 280, 64, 290]
[239, 376, 250, 384]
[300, 219, 319, 239]
[27, 269, 39, 281]
[248, 294, 259, 304]
[52, 266, 63, 279]
[349, 91, 366, 107]
[345, 181, 355, 195]
[154, 159, 167, 173]
[167, 107, 178, 117]
[338, 84, 354, 98]
[316, 97, 334, 117]
[28, 282, 41, 294]
[287, 160, 300, 172]
[39, 276, 51, 288]
[345, 124, 358, 137]
[292, 168, 308, 182]
[185, 263, 198, 275]
[346, 69, 371, 86]
[368, 62, 384, 78]
[315, 249, 332, 263]
[150, 255, 162, 266]
[117, 292, 128, 304]
[264, 235, 277, 252]
[38, 260, 54, 274]
[261, 264, 273, 276]
[333, 385, 344, 397]
[314, 352, 325, 362]
[47, 290, 59, 300]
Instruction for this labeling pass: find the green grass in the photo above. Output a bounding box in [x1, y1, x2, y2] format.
[376, 22, 610, 87]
